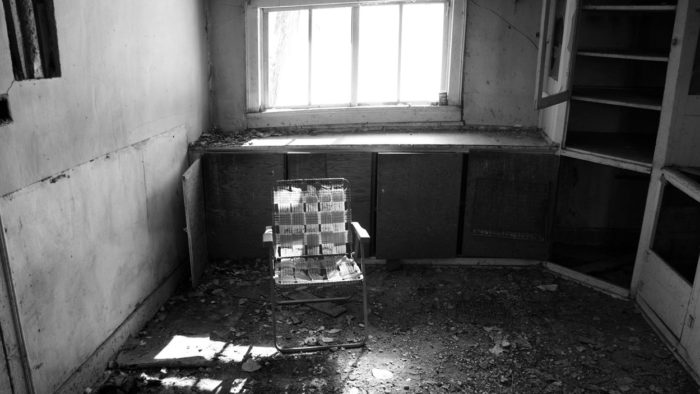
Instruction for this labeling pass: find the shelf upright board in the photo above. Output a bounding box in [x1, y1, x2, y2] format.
[654, 0, 700, 167]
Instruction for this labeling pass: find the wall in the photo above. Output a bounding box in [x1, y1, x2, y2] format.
[462, 0, 541, 126]
[0, 1, 209, 392]
[207, 0, 542, 132]
[208, 0, 247, 132]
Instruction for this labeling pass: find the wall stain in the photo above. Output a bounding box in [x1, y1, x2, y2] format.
[49, 173, 69, 183]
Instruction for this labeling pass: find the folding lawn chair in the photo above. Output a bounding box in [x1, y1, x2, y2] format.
[263, 178, 370, 353]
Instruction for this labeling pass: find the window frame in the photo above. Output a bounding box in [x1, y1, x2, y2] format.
[245, 0, 466, 127]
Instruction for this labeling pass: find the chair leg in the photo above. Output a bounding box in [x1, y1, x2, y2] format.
[271, 282, 368, 354]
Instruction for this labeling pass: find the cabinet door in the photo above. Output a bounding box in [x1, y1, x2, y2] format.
[636, 171, 700, 339]
[535, 0, 579, 109]
[375, 153, 462, 259]
[462, 151, 558, 259]
[203, 153, 285, 259]
[680, 255, 700, 373]
[287, 152, 374, 251]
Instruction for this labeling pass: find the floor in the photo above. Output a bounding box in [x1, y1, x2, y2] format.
[96, 260, 698, 393]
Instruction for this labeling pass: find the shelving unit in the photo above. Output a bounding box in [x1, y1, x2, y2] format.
[538, 0, 700, 380]
[562, 1, 676, 169]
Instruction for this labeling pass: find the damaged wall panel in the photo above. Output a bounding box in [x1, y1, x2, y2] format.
[183, 159, 209, 287]
[0, 127, 188, 393]
[204, 153, 284, 259]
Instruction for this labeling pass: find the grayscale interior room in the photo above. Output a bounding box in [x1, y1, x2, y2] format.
[1, 0, 700, 393]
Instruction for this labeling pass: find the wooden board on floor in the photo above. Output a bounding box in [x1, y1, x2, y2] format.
[375, 153, 463, 258]
[286, 290, 347, 317]
[462, 151, 558, 259]
[183, 159, 208, 287]
[287, 152, 374, 250]
[203, 153, 285, 259]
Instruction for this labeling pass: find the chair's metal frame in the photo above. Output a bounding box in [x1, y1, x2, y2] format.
[262, 178, 370, 353]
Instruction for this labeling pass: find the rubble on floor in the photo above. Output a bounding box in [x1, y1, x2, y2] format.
[94, 260, 698, 393]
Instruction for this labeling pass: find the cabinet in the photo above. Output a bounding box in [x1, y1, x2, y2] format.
[537, 0, 700, 380]
[537, 0, 678, 171]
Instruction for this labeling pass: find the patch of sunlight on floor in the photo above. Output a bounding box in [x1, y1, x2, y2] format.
[249, 345, 279, 358]
[144, 374, 248, 393]
[154, 335, 249, 363]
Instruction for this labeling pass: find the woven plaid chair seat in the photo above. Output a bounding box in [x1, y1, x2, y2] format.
[274, 256, 363, 285]
[263, 178, 370, 353]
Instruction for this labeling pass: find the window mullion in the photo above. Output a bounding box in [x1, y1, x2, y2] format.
[396, 3, 403, 103]
[440, 1, 450, 92]
[350, 6, 359, 106]
[308, 9, 313, 106]
[261, 11, 269, 110]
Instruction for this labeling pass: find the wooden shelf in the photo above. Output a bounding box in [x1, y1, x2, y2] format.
[577, 50, 669, 62]
[571, 87, 663, 111]
[563, 132, 656, 173]
[582, 5, 676, 11]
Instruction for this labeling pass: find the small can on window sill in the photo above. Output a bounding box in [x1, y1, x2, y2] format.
[438, 91, 448, 106]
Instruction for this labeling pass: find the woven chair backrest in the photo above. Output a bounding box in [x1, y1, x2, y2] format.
[272, 178, 352, 258]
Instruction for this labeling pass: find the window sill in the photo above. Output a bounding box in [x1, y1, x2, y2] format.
[246, 105, 462, 128]
[190, 126, 556, 154]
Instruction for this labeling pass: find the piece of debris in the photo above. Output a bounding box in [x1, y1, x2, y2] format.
[536, 284, 558, 292]
[489, 343, 505, 356]
[241, 359, 261, 372]
[286, 290, 347, 317]
[372, 368, 394, 380]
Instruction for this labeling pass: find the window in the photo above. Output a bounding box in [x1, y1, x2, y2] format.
[689, 32, 699, 95]
[246, 0, 466, 127]
[2, 0, 61, 80]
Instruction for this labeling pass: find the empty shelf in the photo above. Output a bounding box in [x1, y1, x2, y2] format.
[564, 132, 656, 169]
[572, 87, 663, 111]
[582, 5, 676, 11]
[577, 50, 669, 62]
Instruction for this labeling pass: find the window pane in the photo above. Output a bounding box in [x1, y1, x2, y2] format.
[689, 34, 700, 95]
[358, 5, 399, 104]
[311, 7, 351, 105]
[400, 3, 445, 103]
[268, 10, 309, 107]
[549, 0, 566, 81]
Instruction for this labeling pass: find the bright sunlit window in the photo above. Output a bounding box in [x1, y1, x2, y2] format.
[246, 0, 466, 126]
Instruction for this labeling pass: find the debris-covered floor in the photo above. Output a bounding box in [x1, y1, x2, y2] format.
[96, 260, 698, 393]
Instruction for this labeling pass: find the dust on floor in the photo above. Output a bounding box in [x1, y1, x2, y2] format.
[94, 260, 698, 393]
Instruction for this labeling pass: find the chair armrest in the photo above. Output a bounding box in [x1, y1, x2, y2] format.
[351, 222, 370, 244]
[263, 226, 273, 244]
